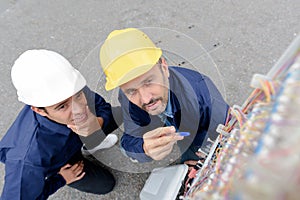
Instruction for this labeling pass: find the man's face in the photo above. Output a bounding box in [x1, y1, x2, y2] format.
[33, 90, 89, 126]
[120, 62, 170, 115]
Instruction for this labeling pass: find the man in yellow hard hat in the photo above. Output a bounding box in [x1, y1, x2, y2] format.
[0, 50, 118, 199]
[100, 28, 229, 163]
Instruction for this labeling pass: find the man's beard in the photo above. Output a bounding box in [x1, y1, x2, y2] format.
[142, 97, 167, 115]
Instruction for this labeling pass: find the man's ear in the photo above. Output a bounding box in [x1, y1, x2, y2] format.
[31, 106, 48, 117]
[160, 57, 169, 77]
[161, 57, 167, 67]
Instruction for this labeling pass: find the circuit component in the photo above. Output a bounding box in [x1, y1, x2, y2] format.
[185, 35, 300, 200]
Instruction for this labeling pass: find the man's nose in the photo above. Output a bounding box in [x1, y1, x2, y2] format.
[138, 87, 152, 105]
[71, 99, 84, 114]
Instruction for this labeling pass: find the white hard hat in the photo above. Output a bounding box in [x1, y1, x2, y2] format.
[11, 49, 86, 107]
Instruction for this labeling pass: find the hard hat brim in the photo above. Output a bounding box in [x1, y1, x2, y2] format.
[104, 47, 162, 91]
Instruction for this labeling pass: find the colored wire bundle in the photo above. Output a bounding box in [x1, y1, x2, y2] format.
[186, 39, 300, 200]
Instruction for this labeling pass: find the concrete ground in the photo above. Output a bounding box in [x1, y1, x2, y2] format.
[0, 0, 299, 199]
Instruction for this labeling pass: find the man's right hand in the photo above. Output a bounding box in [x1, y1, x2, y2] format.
[59, 161, 85, 184]
[67, 106, 103, 137]
[143, 126, 184, 160]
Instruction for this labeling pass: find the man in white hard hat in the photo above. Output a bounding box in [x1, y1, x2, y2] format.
[100, 28, 229, 164]
[0, 50, 119, 199]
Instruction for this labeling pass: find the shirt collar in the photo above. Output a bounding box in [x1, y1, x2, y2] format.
[35, 112, 72, 136]
[164, 90, 173, 117]
[158, 90, 174, 119]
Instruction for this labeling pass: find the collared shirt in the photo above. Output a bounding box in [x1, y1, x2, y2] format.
[158, 90, 176, 128]
[0, 87, 117, 200]
[119, 67, 229, 162]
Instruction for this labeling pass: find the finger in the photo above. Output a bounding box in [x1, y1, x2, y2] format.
[67, 124, 89, 136]
[75, 172, 85, 181]
[70, 163, 80, 171]
[147, 134, 183, 149]
[72, 164, 81, 174]
[148, 141, 175, 160]
[74, 167, 84, 177]
[144, 138, 162, 150]
[152, 143, 175, 160]
[68, 122, 84, 130]
[144, 126, 176, 139]
[158, 126, 176, 137]
[184, 160, 198, 166]
[144, 127, 164, 138]
[61, 164, 72, 169]
[72, 161, 84, 170]
[73, 163, 84, 175]
[77, 160, 84, 168]
[85, 105, 97, 121]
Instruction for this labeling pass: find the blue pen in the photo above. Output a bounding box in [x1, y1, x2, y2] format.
[178, 132, 190, 137]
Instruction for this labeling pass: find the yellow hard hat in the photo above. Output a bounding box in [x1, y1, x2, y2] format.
[100, 28, 162, 91]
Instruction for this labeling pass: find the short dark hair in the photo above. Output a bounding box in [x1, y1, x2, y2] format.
[37, 107, 49, 114]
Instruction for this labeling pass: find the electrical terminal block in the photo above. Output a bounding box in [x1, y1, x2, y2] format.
[216, 124, 230, 137]
[197, 148, 208, 158]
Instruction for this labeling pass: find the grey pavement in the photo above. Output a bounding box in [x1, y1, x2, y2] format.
[0, 0, 299, 199]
